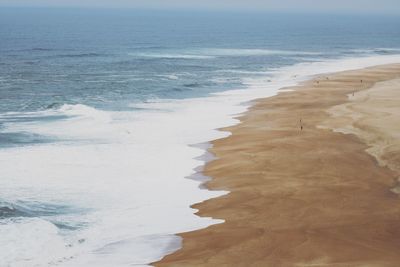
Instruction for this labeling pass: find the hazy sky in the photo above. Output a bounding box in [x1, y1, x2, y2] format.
[1, 0, 400, 14]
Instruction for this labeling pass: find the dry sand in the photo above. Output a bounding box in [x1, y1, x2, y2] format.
[155, 63, 400, 267]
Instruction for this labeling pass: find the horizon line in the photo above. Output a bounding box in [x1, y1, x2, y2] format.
[1, 5, 400, 16]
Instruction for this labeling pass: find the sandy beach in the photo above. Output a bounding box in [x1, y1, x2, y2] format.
[155, 63, 400, 267]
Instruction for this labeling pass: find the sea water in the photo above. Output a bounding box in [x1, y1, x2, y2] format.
[1, 8, 400, 266]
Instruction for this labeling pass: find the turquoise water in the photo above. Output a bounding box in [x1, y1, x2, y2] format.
[1, 8, 400, 267]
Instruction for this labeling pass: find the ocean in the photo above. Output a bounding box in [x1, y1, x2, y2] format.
[1, 7, 400, 266]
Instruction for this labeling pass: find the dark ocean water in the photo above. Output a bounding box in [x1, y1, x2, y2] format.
[1, 8, 400, 114]
[0, 8, 400, 267]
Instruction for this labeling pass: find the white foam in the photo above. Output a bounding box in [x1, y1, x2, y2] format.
[131, 53, 215, 60]
[130, 48, 321, 60]
[199, 48, 321, 56]
[1, 54, 400, 267]
[0, 217, 71, 267]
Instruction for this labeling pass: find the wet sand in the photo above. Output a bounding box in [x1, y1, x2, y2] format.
[155, 63, 400, 267]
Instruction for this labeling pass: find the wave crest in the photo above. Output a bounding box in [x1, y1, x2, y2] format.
[130, 48, 321, 59]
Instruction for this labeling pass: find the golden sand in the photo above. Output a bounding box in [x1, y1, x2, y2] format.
[155, 64, 400, 267]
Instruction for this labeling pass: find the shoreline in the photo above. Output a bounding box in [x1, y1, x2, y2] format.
[155, 63, 400, 266]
